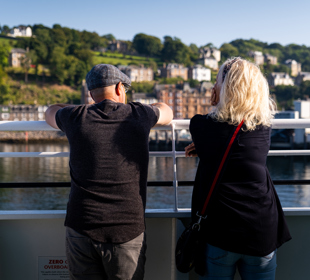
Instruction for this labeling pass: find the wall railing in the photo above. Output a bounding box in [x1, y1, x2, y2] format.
[1, 119, 310, 211]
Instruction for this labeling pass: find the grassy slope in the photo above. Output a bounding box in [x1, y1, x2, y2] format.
[92, 51, 163, 67]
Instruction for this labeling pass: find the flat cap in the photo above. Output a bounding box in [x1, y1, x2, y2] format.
[86, 64, 131, 91]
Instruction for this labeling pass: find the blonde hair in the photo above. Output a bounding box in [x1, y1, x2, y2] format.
[210, 57, 276, 131]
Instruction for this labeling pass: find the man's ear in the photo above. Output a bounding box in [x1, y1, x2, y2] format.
[90, 91, 94, 101]
[115, 82, 122, 96]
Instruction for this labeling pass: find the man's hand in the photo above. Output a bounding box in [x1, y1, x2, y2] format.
[185, 142, 198, 157]
[151, 102, 173, 126]
[45, 104, 73, 129]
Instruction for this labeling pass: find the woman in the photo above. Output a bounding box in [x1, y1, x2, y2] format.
[185, 57, 291, 280]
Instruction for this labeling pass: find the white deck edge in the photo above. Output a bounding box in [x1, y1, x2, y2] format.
[1, 208, 310, 220]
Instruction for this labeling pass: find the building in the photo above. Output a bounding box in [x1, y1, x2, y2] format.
[295, 72, 310, 86]
[197, 47, 221, 70]
[188, 65, 211, 81]
[264, 54, 278, 65]
[119, 65, 153, 82]
[132, 93, 158, 104]
[198, 47, 221, 62]
[285, 59, 302, 77]
[160, 63, 188, 80]
[81, 80, 94, 105]
[248, 51, 265, 65]
[0, 105, 47, 121]
[108, 40, 128, 53]
[9, 48, 27, 67]
[268, 72, 294, 87]
[197, 57, 218, 70]
[8, 26, 32, 37]
[155, 82, 213, 119]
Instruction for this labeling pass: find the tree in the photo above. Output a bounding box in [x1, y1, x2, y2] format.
[161, 36, 191, 65]
[0, 25, 10, 35]
[0, 65, 11, 104]
[102, 34, 115, 41]
[132, 33, 163, 57]
[220, 43, 239, 61]
[49, 47, 68, 84]
[271, 85, 299, 110]
[20, 49, 36, 83]
[0, 43, 10, 67]
[299, 81, 310, 99]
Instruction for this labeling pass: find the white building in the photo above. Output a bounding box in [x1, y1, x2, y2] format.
[132, 93, 158, 104]
[248, 51, 265, 65]
[197, 57, 218, 70]
[197, 47, 221, 70]
[285, 59, 302, 77]
[8, 26, 32, 37]
[268, 72, 294, 87]
[119, 66, 153, 82]
[188, 65, 211, 81]
[198, 47, 221, 62]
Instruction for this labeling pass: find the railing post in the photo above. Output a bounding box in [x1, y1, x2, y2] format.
[171, 123, 179, 211]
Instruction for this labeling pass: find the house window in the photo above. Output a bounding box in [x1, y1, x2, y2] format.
[1, 113, 10, 120]
[169, 92, 173, 97]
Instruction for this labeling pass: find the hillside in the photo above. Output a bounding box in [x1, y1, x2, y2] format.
[1, 24, 310, 107]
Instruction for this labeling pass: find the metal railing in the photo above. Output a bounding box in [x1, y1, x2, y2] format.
[1, 119, 310, 211]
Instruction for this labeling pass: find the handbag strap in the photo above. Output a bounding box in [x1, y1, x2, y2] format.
[195, 120, 244, 226]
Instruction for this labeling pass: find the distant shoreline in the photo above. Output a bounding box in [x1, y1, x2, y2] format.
[0, 131, 68, 143]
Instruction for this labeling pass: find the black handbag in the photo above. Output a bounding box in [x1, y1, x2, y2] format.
[175, 120, 244, 274]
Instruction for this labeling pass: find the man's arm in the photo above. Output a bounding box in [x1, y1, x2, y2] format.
[151, 102, 173, 126]
[45, 103, 73, 129]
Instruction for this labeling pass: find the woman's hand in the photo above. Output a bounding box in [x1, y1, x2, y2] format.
[185, 142, 198, 157]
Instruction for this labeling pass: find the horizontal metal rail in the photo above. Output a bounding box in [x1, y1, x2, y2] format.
[0, 180, 310, 188]
[2, 119, 310, 131]
[1, 150, 310, 158]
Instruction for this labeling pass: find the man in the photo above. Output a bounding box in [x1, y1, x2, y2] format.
[45, 64, 173, 280]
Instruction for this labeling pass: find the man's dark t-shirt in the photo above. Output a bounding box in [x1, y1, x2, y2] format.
[56, 100, 159, 243]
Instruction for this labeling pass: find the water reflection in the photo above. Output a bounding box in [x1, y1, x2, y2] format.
[0, 143, 310, 210]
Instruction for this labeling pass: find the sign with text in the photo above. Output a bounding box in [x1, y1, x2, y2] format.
[38, 257, 69, 280]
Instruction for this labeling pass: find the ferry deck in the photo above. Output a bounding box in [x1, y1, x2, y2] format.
[0, 119, 310, 280]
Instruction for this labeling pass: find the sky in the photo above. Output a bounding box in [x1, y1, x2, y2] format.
[1, 0, 310, 48]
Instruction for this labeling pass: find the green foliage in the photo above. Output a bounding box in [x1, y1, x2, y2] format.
[0, 43, 10, 67]
[299, 81, 310, 98]
[129, 81, 155, 94]
[271, 85, 300, 110]
[161, 36, 192, 65]
[188, 79, 200, 88]
[0, 25, 10, 35]
[159, 77, 184, 84]
[220, 43, 239, 62]
[262, 63, 291, 77]
[1, 78, 80, 105]
[133, 33, 163, 57]
[102, 34, 115, 41]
